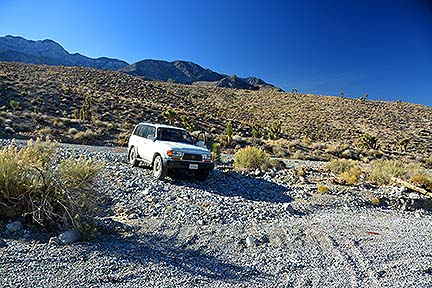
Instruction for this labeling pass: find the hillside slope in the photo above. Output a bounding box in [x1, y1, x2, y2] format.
[0, 62, 431, 158]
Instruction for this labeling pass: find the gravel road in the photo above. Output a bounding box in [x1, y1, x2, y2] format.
[1, 141, 431, 287]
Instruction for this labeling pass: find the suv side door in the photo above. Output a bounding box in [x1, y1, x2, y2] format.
[129, 124, 143, 153]
[137, 125, 157, 163]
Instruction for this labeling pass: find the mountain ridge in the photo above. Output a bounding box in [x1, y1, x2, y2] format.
[0, 35, 280, 90]
[0, 35, 128, 70]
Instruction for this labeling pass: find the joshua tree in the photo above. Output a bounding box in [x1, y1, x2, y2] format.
[162, 109, 177, 125]
[226, 122, 233, 145]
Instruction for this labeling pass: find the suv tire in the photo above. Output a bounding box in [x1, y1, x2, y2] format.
[129, 147, 139, 167]
[153, 155, 168, 180]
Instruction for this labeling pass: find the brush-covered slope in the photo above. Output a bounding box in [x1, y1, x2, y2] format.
[0, 62, 431, 157]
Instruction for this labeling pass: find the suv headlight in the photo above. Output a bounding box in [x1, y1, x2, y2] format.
[202, 153, 212, 161]
[167, 150, 184, 159]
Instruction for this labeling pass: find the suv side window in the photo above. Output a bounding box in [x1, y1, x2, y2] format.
[133, 125, 143, 136]
[147, 126, 156, 139]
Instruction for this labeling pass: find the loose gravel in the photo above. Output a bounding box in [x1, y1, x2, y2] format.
[1, 141, 431, 287]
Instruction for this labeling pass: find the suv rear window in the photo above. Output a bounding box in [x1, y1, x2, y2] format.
[134, 125, 156, 139]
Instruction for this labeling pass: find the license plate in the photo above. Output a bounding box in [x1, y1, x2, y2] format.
[189, 164, 199, 170]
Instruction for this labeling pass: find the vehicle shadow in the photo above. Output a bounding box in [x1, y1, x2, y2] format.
[171, 169, 292, 204]
[82, 219, 269, 285]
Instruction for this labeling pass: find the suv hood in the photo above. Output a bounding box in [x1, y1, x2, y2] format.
[156, 141, 210, 154]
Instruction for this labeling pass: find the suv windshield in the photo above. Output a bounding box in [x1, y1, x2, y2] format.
[157, 128, 194, 144]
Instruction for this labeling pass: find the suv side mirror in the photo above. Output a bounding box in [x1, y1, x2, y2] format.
[147, 134, 155, 141]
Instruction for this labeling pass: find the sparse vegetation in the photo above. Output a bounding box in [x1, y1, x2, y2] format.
[180, 115, 194, 132]
[9, 99, 20, 111]
[226, 122, 233, 145]
[211, 142, 221, 162]
[409, 174, 432, 191]
[370, 197, 381, 206]
[234, 146, 271, 171]
[368, 159, 425, 185]
[0, 138, 104, 232]
[252, 122, 263, 139]
[317, 185, 329, 194]
[359, 133, 379, 150]
[327, 159, 362, 185]
[0, 62, 431, 159]
[162, 109, 177, 125]
[267, 120, 282, 140]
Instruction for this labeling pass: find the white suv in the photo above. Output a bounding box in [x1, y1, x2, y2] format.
[128, 123, 214, 181]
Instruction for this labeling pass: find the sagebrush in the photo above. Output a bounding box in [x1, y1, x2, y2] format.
[234, 146, 272, 171]
[0, 138, 104, 232]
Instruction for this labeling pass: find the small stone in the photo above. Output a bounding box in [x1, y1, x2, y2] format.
[6, 220, 22, 233]
[141, 187, 150, 195]
[58, 229, 81, 245]
[5, 126, 15, 134]
[0, 238, 7, 248]
[407, 193, 421, 200]
[197, 219, 205, 225]
[414, 210, 422, 218]
[48, 236, 61, 245]
[128, 213, 138, 219]
[245, 236, 255, 247]
[254, 168, 261, 176]
[283, 203, 296, 214]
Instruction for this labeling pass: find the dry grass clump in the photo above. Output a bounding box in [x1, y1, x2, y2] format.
[368, 159, 425, 185]
[73, 129, 97, 143]
[409, 174, 432, 191]
[234, 146, 272, 171]
[0, 138, 104, 232]
[317, 185, 329, 194]
[326, 159, 362, 184]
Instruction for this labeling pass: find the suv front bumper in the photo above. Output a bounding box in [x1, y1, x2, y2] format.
[163, 159, 214, 170]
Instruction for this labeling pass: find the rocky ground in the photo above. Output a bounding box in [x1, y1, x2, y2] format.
[1, 141, 431, 287]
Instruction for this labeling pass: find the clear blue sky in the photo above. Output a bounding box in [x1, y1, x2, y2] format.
[1, 0, 431, 106]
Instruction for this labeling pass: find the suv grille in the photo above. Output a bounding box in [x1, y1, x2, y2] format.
[183, 153, 202, 161]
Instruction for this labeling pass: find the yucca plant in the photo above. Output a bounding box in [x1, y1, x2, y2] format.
[162, 109, 177, 125]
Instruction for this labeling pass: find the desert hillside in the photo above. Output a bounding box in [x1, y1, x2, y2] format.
[0, 62, 431, 158]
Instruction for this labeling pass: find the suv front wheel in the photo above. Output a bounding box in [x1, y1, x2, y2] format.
[129, 147, 139, 167]
[153, 155, 168, 180]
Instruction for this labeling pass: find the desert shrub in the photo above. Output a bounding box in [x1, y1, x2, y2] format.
[211, 142, 221, 162]
[368, 159, 425, 185]
[267, 120, 282, 140]
[0, 139, 104, 232]
[317, 185, 329, 194]
[115, 131, 129, 146]
[234, 146, 271, 171]
[9, 99, 20, 111]
[340, 166, 362, 184]
[359, 133, 379, 150]
[73, 129, 97, 143]
[180, 115, 194, 132]
[327, 159, 362, 184]
[398, 138, 410, 152]
[252, 122, 263, 139]
[410, 174, 432, 191]
[370, 197, 381, 206]
[68, 127, 79, 135]
[327, 159, 358, 175]
[162, 109, 177, 125]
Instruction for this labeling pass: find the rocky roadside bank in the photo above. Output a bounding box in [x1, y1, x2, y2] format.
[0, 141, 431, 287]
